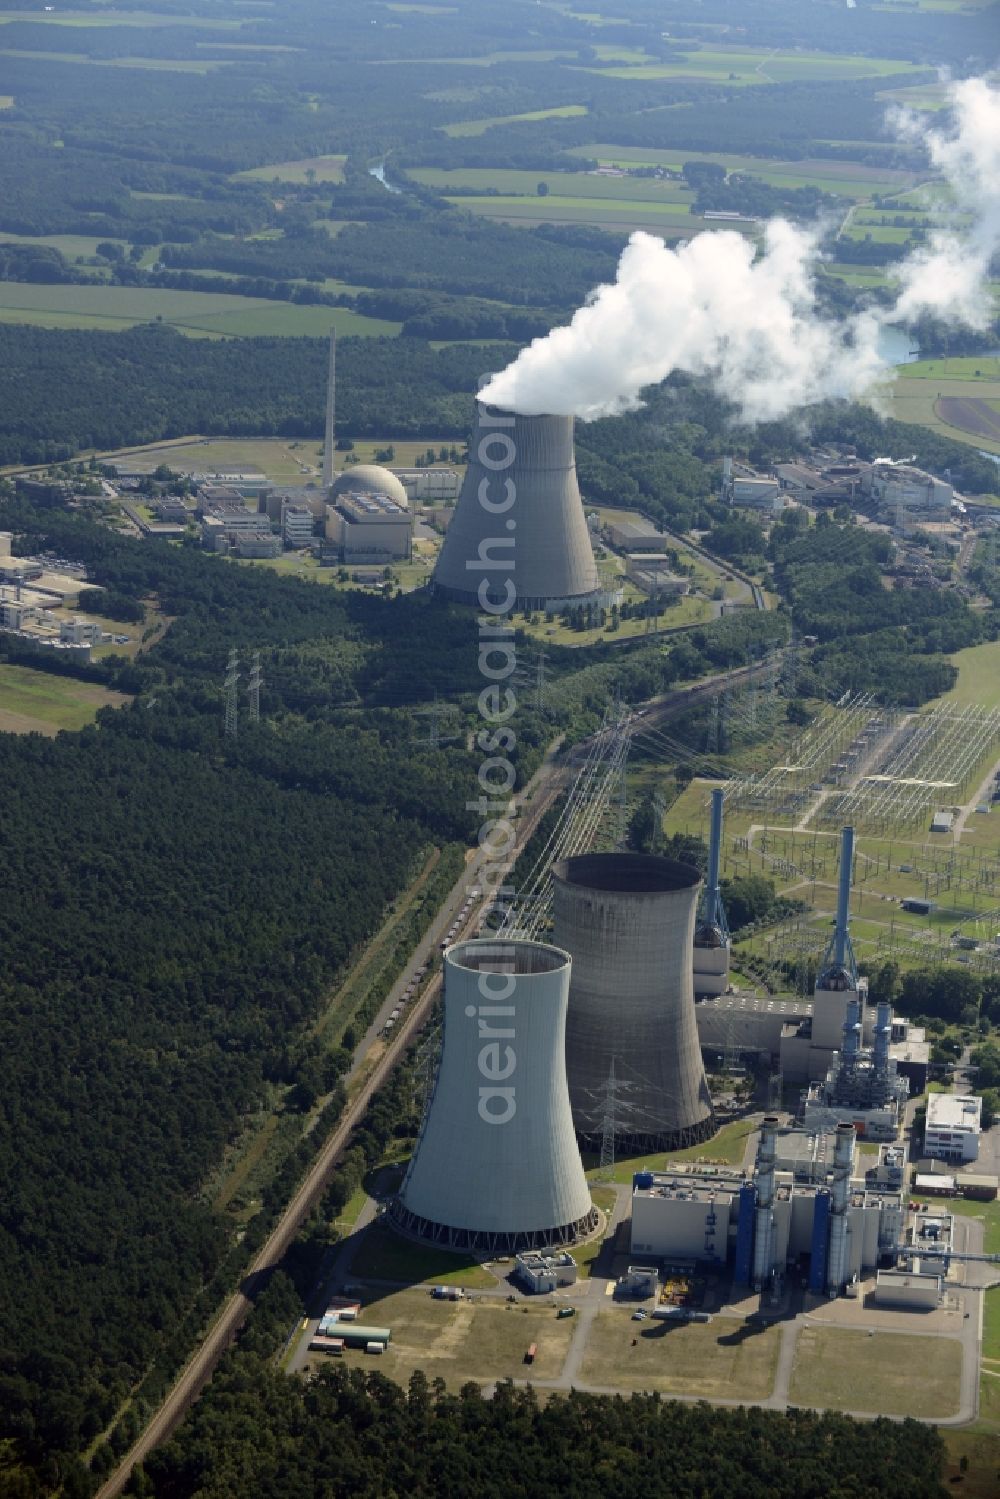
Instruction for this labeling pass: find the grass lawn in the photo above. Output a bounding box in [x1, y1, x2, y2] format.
[0, 663, 130, 735]
[0, 281, 401, 338]
[580, 1309, 779, 1397]
[0, 9, 242, 26]
[0, 47, 228, 72]
[941, 1429, 1000, 1499]
[449, 197, 701, 233]
[316, 1287, 577, 1388]
[0, 231, 122, 260]
[590, 1115, 757, 1184]
[413, 166, 696, 204]
[349, 1223, 497, 1289]
[788, 1327, 962, 1417]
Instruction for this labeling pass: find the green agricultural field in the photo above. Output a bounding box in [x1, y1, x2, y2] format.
[0, 663, 130, 736]
[412, 166, 695, 203]
[581, 1310, 780, 1399]
[0, 8, 242, 26]
[0, 231, 126, 260]
[940, 642, 1000, 712]
[841, 223, 917, 243]
[568, 146, 917, 199]
[443, 104, 588, 137]
[0, 94, 12, 107]
[236, 154, 347, 184]
[891, 370, 1000, 458]
[589, 46, 917, 85]
[788, 1328, 962, 1418]
[822, 264, 893, 289]
[0, 282, 400, 339]
[449, 196, 701, 234]
[0, 47, 228, 72]
[898, 357, 1000, 382]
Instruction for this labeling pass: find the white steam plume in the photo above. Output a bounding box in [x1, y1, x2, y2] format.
[890, 76, 1000, 329]
[480, 76, 1000, 423]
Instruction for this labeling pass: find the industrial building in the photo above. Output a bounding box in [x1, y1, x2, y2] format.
[393, 467, 461, 502]
[281, 501, 315, 549]
[390, 939, 598, 1253]
[432, 402, 601, 612]
[552, 852, 714, 1152]
[721, 458, 784, 515]
[629, 1119, 905, 1297]
[514, 1250, 578, 1293]
[924, 1093, 982, 1163]
[865, 459, 955, 525]
[325, 468, 412, 564]
[802, 998, 909, 1141]
[606, 519, 670, 554]
[693, 789, 731, 998]
[624, 556, 689, 596]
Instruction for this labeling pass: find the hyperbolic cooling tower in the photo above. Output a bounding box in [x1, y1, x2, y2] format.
[431, 400, 600, 610]
[390, 939, 598, 1253]
[552, 853, 714, 1152]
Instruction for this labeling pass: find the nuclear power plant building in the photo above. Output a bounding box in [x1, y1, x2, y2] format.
[432, 403, 600, 611]
[390, 939, 598, 1253]
[552, 853, 714, 1152]
[324, 466, 412, 564]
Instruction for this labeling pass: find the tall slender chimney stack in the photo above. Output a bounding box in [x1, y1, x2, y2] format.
[322, 327, 337, 489]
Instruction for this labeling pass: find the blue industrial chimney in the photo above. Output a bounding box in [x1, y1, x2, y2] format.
[697, 787, 730, 943]
[818, 826, 858, 989]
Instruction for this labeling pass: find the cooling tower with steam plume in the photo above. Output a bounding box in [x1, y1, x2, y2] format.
[390, 939, 598, 1253]
[431, 400, 600, 611]
[552, 853, 714, 1152]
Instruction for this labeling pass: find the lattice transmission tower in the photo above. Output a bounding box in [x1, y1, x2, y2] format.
[224, 648, 240, 738]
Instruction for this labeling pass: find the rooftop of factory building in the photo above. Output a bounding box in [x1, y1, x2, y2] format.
[516, 1249, 575, 1270]
[697, 992, 812, 1018]
[926, 1093, 983, 1132]
[633, 1167, 745, 1201]
[336, 489, 410, 522]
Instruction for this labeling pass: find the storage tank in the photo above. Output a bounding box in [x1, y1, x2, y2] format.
[431, 399, 600, 611]
[390, 939, 597, 1253]
[552, 852, 713, 1151]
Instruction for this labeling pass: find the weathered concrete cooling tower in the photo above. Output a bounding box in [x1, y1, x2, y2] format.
[390, 939, 598, 1253]
[552, 853, 714, 1152]
[431, 401, 600, 611]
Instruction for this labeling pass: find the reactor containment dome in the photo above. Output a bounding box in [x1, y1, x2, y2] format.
[390, 939, 598, 1253]
[431, 401, 600, 612]
[329, 464, 409, 509]
[552, 853, 714, 1153]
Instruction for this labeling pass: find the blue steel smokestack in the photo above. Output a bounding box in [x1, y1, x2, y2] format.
[819, 826, 858, 988]
[833, 825, 855, 969]
[698, 787, 729, 943]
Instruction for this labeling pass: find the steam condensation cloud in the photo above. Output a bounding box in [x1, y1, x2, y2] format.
[891, 77, 1000, 329]
[480, 77, 1000, 423]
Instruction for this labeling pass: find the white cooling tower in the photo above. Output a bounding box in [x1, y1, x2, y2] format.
[552, 852, 714, 1151]
[390, 939, 597, 1252]
[431, 400, 600, 611]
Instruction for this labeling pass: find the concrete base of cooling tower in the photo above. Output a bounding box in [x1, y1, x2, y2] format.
[387, 1200, 601, 1256]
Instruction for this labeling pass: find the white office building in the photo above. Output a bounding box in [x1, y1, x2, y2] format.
[924, 1093, 982, 1163]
